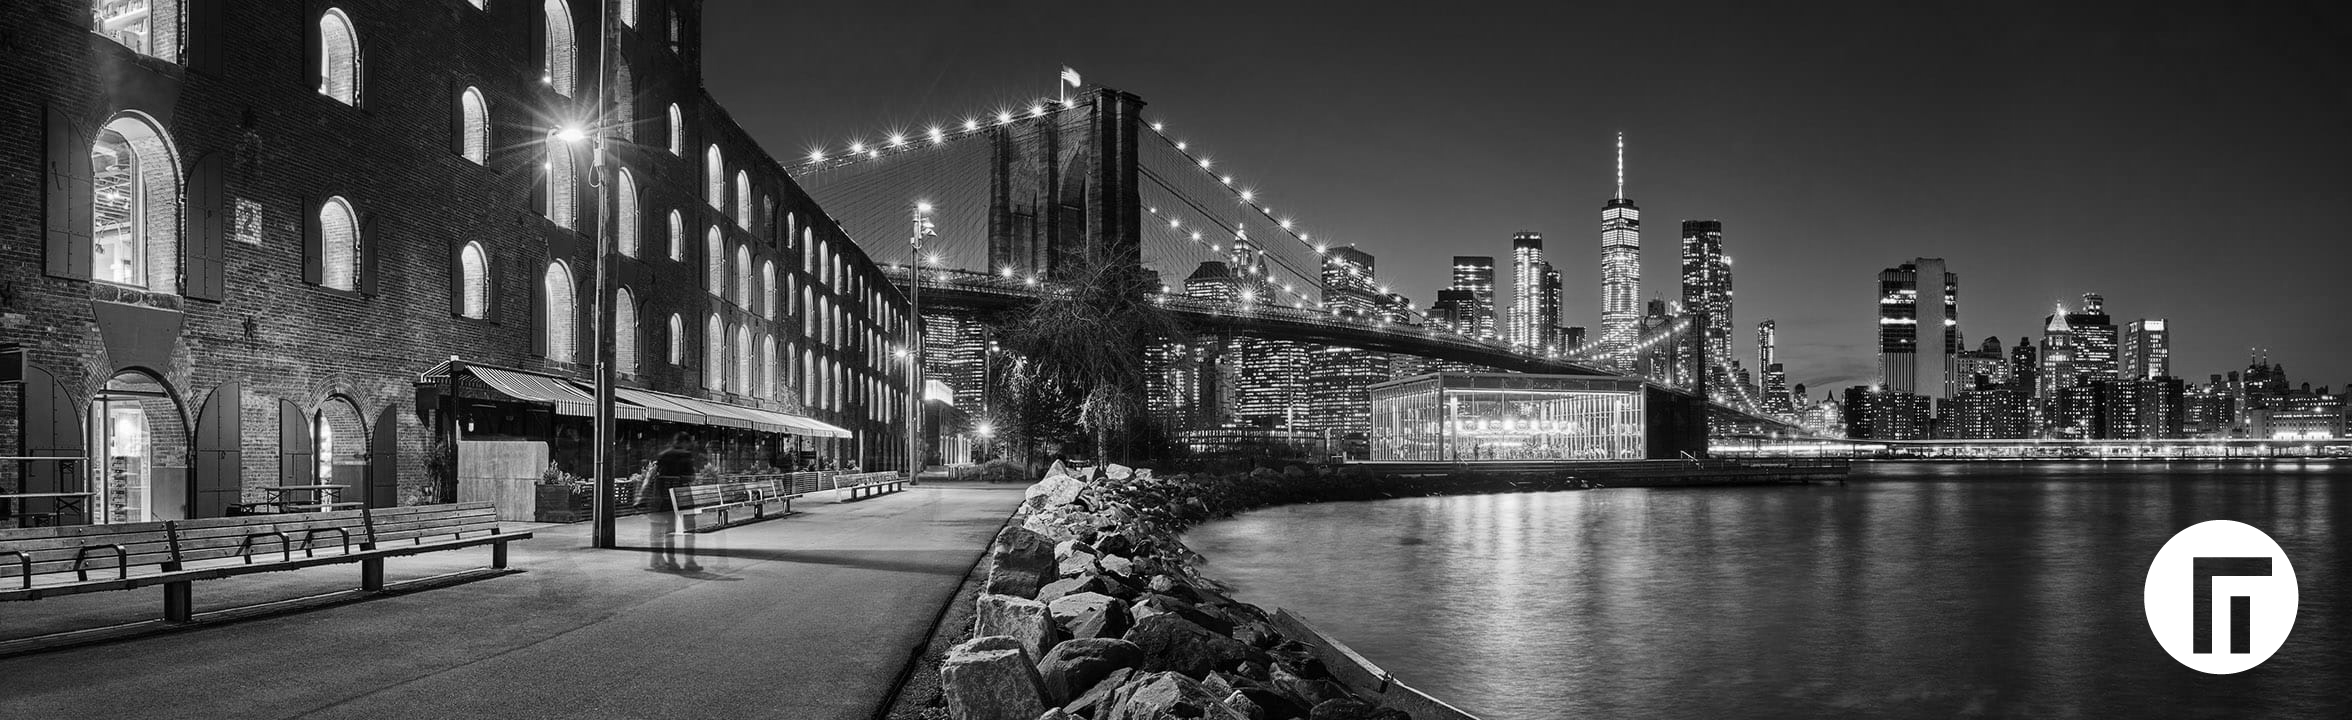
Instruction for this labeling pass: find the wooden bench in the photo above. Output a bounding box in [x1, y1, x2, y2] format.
[668, 481, 802, 535]
[836, 472, 909, 501]
[0, 501, 530, 625]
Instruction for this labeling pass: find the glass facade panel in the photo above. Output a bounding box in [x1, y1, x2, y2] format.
[1369, 374, 1649, 461]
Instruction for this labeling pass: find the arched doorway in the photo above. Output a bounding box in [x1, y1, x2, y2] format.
[88, 371, 190, 523]
[314, 396, 368, 504]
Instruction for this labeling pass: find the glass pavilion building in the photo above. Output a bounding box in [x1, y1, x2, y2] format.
[1367, 373, 1703, 461]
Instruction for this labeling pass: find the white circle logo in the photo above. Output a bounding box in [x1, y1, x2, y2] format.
[2143, 520, 2298, 674]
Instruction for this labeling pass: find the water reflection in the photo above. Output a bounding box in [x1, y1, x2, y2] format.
[1186, 462, 2351, 719]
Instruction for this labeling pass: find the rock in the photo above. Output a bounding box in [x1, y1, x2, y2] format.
[1222, 690, 1264, 720]
[1238, 687, 1310, 720]
[1026, 474, 1088, 508]
[1272, 666, 1351, 709]
[1105, 463, 1133, 480]
[1134, 469, 1153, 482]
[1068, 600, 1133, 639]
[1057, 552, 1099, 578]
[1122, 613, 1262, 680]
[1035, 638, 1145, 705]
[1079, 465, 1099, 481]
[1054, 539, 1098, 563]
[1036, 575, 1107, 603]
[1093, 532, 1136, 557]
[1147, 574, 1203, 603]
[1061, 667, 1135, 717]
[985, 526, 1057, 599]
[1201, 671, 1237, 698]
[977, 593, 1059, 662]
[1096, 553, 1135, 577]
[1282, 465, 1309, 479]
[1307, 698, 1407, 720]
[1035, 709, 1073, 720]
[1046, 459, 1073, 479]
[1102, 671, 1249, 720]
[961, 635, 1027, 654]
[943, 636, 1050, 720]
[1133, 593, 1235, 636]
[1047, 591, 1120, 625]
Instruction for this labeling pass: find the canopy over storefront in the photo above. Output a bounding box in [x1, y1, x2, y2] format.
[417, 360, 847, 437]
[463, 365, 646, 421]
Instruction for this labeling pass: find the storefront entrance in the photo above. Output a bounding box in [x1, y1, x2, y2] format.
[87, 372, 188, 523]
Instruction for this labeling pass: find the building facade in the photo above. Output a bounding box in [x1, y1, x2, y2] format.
[1877, 258, 1958, 400]
[1449, 255, 1497, 341]
[1679, 219, 1732, 397]
[1598, 134, 1641, 368]
[3, 0, 909, 523]
[2123, 318, 2170, 380]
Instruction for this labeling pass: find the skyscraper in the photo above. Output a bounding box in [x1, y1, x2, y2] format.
[1321, 246, 1380, 315]
[2068, 293, 2119, 387]
[1681, 220, 1732, 396]
[1599, 134, 1641, 367]
[1758, 319, 1793, 415]
[2123, 318, 2171, 380]
[1308, 246, 1387, 446]
[1508, 232, 1546, 350]
[1538, 266, 1564, 354]
[1184, 262, 1243, 426]
[1877, 258, 1960, 400]
[1430, 289, 1479, 338]
[1450, 255, 1498, 341]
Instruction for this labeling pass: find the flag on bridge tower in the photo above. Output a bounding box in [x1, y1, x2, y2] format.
[1061, 67, 1082, 104]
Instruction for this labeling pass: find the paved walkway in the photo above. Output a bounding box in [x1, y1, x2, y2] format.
[0, 483, 1023, 719]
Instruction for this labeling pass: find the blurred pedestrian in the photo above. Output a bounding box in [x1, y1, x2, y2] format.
[641, 433, 702, 572]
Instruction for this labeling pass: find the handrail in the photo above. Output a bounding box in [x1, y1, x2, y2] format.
[237, 531, 292, 565]
[73, 544, 127, 581]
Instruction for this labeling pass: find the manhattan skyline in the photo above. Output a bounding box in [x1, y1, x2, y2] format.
[703, 0, 2352, 392]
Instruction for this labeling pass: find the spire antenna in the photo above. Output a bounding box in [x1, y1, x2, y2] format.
[1615, 132, 1626, 199]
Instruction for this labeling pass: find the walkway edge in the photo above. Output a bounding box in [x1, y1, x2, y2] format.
[872, 507, 1015, 720]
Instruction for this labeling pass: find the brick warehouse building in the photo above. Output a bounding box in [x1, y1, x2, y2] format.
[1, 0, 909, 523]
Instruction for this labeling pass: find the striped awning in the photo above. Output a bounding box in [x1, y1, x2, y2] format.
[468, 366, 645, 420]
[667, 395, 782, 433]
[733, 405, 853, 438]
[611, 387, 712, 426]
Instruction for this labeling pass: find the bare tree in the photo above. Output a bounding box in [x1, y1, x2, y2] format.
[996, 247, 1185, 465]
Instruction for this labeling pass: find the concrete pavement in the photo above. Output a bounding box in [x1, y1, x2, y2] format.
[0, 483, 1024, 719]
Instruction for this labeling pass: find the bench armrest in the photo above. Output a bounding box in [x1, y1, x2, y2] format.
[74, 544, 128, 582]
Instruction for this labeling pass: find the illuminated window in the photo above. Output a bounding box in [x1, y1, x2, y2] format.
[318, 9, 360, 105]
[618, 0, 635, 28]
[736, 324, 752, 395]
[546, 132, 577, 229]
[706, 227, 723, 296]
[667, 104, 682, 155]
[616, 287, 639, 374]
[458, 241, 489, 318]
[762, 261, 776, 319]
[89, 114, 181, 290]
[667, 313, 684, 364]
[705, 314, 723, 390]
[544, 262, 577, 362]
[458, 87, 488, 163]
[762, 335, 777, 398]
[542, 0, 576, 97]
[617, 168, 641, 256]
[735, 244, 751, 308]
[667, 210, 684, 261]
[735, 171, 751, 228]
[93, 0, 180, 62]
[319, 197, 359, 291]
[705, 145, 724, 208]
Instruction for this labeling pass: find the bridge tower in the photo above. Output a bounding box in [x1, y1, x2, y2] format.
[986, 86, 1147, 282]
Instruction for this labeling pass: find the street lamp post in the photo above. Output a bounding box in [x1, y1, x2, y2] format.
[585, 1, 619, 549]
[906, 203, 935, 484]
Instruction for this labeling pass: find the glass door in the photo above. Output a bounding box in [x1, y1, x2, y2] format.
[89, 395, 152, 524]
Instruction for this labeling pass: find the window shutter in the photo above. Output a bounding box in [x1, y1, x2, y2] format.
[488, 252, 508, 324]
[448, 78, 466, 156]
[359, 212, 380, 295]
[302, 196, 324, 285]
[44, 104, 92, 280]
[184, 151, 227, 300]
[529, 261, 546, 356]
[279, 399, 317, 487]
[304, 2, 324, 94]
[450, 241, 466, 317]
[187, 0, 225, 76]
[192, 381, 244, 518]
[529, 150, 548, 217]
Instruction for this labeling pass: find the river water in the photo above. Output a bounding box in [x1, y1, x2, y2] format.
[1184, 462, 2350, 719]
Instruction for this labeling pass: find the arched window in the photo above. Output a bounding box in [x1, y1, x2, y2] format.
[458, 87, 488, 163]
[668, 6, 681, 48]
[542, 0, 576, 97]
[735, 244, 751, 308]
[319, 197, 360, 291]
[735, 171, 751, 228]
[615, 287, 639, 374]
[619, 0, 636, 28]
[762, 261, 777, 320]
[616, 168, 641, 257]
[706, 227, 724, 296]
[318, 9, 360, 105]
[458, 242, 489, 318]
[705, 314, 724, 390]
[547, 132, 577, 228]
[667, 210, 684, 261]
[667, 104, 683, 155]
[90, 114, 182, 290]
[705, 145, 724, 208]
[614, 58, 635, 142]
[667, 313, 684, 364]
[736, 325, 753, 395]
[762, 335, 777, 399]
[93, 1, 181, 61]
[544, 262, 577, 363]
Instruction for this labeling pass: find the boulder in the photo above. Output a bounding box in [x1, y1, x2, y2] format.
[1134, 468, 1153, 482]
[1133, 593, 1234, 636]
[1035, 638, 1145, 705]
[1122, 613, 1262, 679]
[1047, 592, 1120, 626]
[1046, 459, 1073, 479]
[1272, 666, 1351, 709]
[1057, 552, 1099, 578]
[1061, 667, 1136, 717]
[1068, 600, 1134, 639]
[1025, 474, 1088, 508]
[1101, 671, 1249, 720]
[1222, 690, 1264, 720]
[976, 593, 1058, 662]
[1105, 463, 1133, 480]
[984, 526, 1057, 599]
[1096, 553, 1135, 578]
[1053, 539, 1098, 563]
[1307, 698, 1408, 720]
[1092, 532, 1136, 557]
[942, 636, 1050, 720]
[1238, 687, 1310, 720]
[1036, 575, 1108, 603]
[1035, 710, 1073, 720]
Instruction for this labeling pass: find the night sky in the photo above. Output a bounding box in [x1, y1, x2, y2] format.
[701, 0, 2352, 394]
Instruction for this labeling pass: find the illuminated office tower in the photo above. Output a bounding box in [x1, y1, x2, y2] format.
[2039, 304, 2077, 437]
[1321, 246, 1381, 316]
[1508, 232, 1546, 350]
[2123, 318, 2171, 380]
[1876, 258, 1959, 400]
[2068, 294, 2119, 387]
[1680, 220, 1732, 395]
[1308, 246, 1387, 444]
[1758, 319, 1792, 415]
[1185, 262, 1243, 426]
[1539, 266, 1564, 353]
[1599, 134, 1642, 367]
[1450, 255, 1498, 341]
